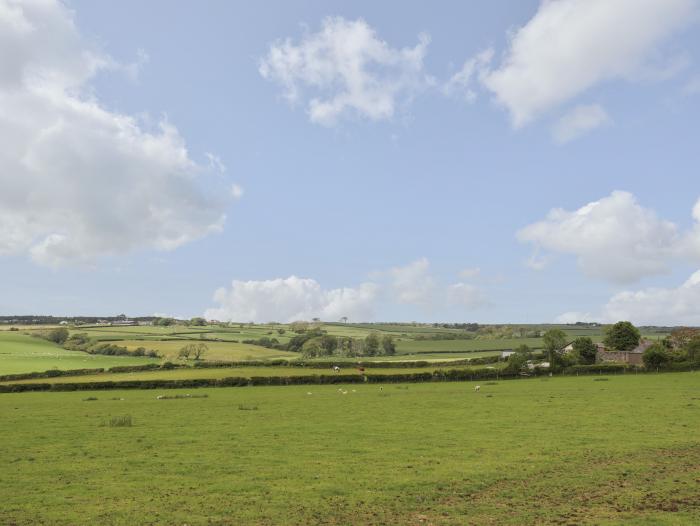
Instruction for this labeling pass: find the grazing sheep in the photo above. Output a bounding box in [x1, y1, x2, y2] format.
[306, 392, 313, 395]
[474, 385, 481, 392]
[333, 366, 341, 373]
[156, 395, 164, 399]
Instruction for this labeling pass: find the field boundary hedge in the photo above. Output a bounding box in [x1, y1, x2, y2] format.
[1, 363, 698, 393]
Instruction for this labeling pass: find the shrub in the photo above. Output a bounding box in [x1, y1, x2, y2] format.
[643, 343, 671, 369]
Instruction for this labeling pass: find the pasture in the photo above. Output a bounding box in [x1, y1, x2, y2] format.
[1, 372, 698, 525]
[0, 332, 159, 375]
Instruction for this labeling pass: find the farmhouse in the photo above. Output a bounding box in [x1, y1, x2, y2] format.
[597, 340, 653, 366]
[501, 350, 515, 358]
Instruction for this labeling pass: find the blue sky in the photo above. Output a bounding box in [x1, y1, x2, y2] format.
[1, 0, 700, 324]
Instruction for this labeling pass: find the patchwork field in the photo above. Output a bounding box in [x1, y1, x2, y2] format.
[0, 322, 669, 376]
[1, 372, 698, 525]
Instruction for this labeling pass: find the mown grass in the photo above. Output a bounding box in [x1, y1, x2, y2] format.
[1, 372, 698, 525]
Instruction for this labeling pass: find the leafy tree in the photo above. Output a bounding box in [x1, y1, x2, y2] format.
[319, 335, 338, 356]
[155, 317, 175, 327]
[603, 321, 640, 352]
[685, 337, 700, 362]
[364, 332, 380, 356]
[642, 343, 670, 369]
[381, 335, 396, 356]
[504, 352, 528, 374]
[542, 329, 567, 369]
[179, 343, 208, 360]
[668, 327, 700, 348]
[190, 317, 206, 326]
[277, 328, 286, 335]
[192, 343, 208, 360]
[572, 337, 598, 365]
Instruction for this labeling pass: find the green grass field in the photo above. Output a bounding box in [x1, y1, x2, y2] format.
[2, 372, 698, 525]
[0, 332, 159, 375]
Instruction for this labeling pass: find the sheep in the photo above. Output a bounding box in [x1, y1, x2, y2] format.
[333, 366, 341, 373]
[306, 392, 313, 395]
[474, 385, 481, 392]
[156, 395, 164, 399]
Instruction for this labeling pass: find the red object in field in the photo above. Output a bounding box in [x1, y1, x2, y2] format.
[357, 367, 365, 373]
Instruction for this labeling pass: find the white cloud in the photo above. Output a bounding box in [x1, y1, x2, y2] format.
[518, 191, 680, 283]
[204, 276, 378, 323]
[231, 183, 244, 200]
[0, 0, 230, 267]
[458, 267, 481, 279]
[480, 0, 696, 126]
[443, 48, 493, 103]
[447, 282, 487, 309]
[388, 258, 436, 305]
[555, 270, 700, 326]
[599, 270, 700, 325]
[259, 17, 431, 125]
[555, 311, 596, 324]
[552, 104, 611, 144]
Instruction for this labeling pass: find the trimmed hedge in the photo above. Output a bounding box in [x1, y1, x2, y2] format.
[0, 368, 105, 382]
[0, 367, 522, 393]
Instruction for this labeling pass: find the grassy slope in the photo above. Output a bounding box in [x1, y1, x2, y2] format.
[114, 339, 298, 361]
[0, 332, 158, 375]
[1, 372, 698, 525]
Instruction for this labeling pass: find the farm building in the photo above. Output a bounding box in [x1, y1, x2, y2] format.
[501, 350, 515, 358]
[596, 340, 653, 366]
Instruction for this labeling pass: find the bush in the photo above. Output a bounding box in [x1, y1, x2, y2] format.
[643, 343, 671, 369]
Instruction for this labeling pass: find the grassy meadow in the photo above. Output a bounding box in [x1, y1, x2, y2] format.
[1, 372, 698, 525]
[0, 331, 159, 375]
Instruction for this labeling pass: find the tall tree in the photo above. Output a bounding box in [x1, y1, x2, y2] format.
[572, 337, 597, 365]
[603, 321, 641, 352]
[542, 329, 567, 368]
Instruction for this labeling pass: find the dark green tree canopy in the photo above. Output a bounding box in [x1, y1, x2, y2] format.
[571, 337, 597, 365]
[642, 343, 670, 368]
[603, 321, 641, 352]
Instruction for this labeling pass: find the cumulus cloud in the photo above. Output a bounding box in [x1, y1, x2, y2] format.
[204, 276, 378, 323]
[561, 270, 700, 325]
[259, 17, 431, 125]
[480, 0, 696, 126]
[0, 0, 230, 267]
[552, 104, 611, 144]
[518, 191, 680, 283]
[388, 258, 436, 305]
[600, 270, 700, 325]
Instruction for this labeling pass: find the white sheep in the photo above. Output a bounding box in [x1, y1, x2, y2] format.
[474, 385, 480, 392]
[156, 395, 164, 399]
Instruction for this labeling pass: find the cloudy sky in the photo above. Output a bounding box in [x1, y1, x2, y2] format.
[1, 0, 699, 325]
